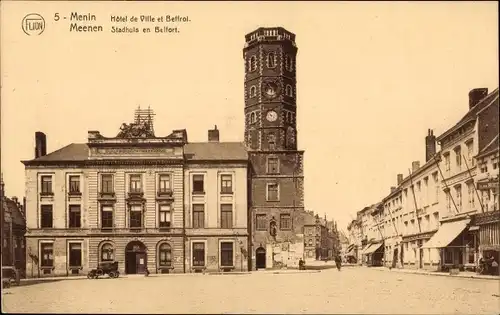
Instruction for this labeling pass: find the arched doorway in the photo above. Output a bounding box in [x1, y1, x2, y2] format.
[256, 247, 266, 270]
[125, 241, 147, 274]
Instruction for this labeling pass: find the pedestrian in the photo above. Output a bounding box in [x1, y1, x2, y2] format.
[335, 254, 342, 271]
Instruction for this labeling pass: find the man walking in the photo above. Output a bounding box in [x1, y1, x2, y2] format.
[335, 254, 342, 271]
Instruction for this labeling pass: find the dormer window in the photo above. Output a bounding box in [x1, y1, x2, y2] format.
[267, 52, 276, 68]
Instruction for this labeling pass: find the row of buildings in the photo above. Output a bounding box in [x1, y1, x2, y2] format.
[346, 87, 499, 272]
[11, 27, 342, 278]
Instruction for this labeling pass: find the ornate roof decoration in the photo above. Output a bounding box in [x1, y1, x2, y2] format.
[116, 106, 156, 138]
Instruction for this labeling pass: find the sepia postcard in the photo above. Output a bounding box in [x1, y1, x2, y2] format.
[0, 1, 499, 314]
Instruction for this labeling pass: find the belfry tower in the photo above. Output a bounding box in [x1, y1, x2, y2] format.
[243, 27, 306, 270]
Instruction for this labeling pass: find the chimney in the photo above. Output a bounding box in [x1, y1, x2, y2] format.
[208, 125, 219, 142]
[412, 161, 420, 172]
[35, 131, 47, 159]
[469, 88, 488, 109]
[397, 174, 404, 185]
[425, 129, 437, 162]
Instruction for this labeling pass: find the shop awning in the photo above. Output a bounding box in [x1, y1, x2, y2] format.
[422, 218, 470, 249]
[363, 242, 383, 255]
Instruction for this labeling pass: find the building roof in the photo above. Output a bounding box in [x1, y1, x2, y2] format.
[437, 88, 499, 142]
[476, 134, 499, 159]
[23, 141, 249, 164]
[24, 143, 90, 163]
[184, 142, 248, 161]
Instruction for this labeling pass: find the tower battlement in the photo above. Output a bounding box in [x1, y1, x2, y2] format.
[244, 27, 296, 48]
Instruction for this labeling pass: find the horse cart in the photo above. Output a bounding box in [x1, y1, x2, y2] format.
[87, 261, 120, 279]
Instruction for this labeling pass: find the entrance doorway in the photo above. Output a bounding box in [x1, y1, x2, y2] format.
[256, 247, 266, 270]
[125, 241, 147, 274]
[392, 248, 398, 268]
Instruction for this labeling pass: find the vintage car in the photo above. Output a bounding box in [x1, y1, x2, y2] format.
[87, 261, 120, 279]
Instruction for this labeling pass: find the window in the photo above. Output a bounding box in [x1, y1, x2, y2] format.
[446, 191, 452, 213]
[267, 52, 276, 68]
[221, 175, 233, 194]
[158, 174, 171, 193]
[467, 182, 475, 210]
[285, 84, 293, 97]
[69, 205, 81, 228]
[101, 206, 113, 229]
[250, 86, 257, 98]
[268, 134, 276, 151]
[129, 174, 142, 193]
[444, 153, 451, 172]
[193, 175, 204, 194]
[68, 243, 82, 267]
[69, 176, 80, 194]
[158, 243, 172, 267]
[454, 147, 462, 171]
[267, 157, 279, 174]
[41, 176, 53, 194]
[40, 243, 54, 267]
[159, 204, 172, 228]
[280, 213, 291, 230]
[433, 172, 439, 203]
[192, 242, 205, 266]
[220, 204, 233, 229]
[220, 242, 234, 267]
[444, 250, 452, 264]
[101, 243, 114, 262]
[455, 185, 462, 211]
[308, 239, 313, 246]
[129, 205, 142, 228]
[256, 214, 267, 230]
[101, 174, 114, 193]
[249, 55, 257, 72]
[41, 205, 53, 228]
[192, 204, 205, 228]
[267, 183, 279, 201]
[480, 161, 488, 173]
[493, 157, 499, 170]
[250, 112, 256, 123]
[482, 190, 490, 212]
[466, 140, 474, 165]
[285, 55, 293, 71]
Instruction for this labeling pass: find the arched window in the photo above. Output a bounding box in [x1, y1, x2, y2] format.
[285, 85, 293, 97]
[158, 243, 172, 267]
[308, 239, 313, 246]
[250, 112, 256, 124]
[249, 56, 257, 72]
[101, 243, 114, 262]
[267, 52, 276, 68]
[250, 86, 257, 98]
[285, 55, 293, 72]
[268, 134, 276, 150]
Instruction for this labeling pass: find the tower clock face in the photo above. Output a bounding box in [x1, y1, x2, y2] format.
[262, 81, 280, 99]
[266, 110, 278, 122]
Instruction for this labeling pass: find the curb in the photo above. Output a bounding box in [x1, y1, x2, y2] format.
[373, 267, 500, 281]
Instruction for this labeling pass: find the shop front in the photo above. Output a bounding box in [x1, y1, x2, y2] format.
[475, 210, 500, 263]
[362, 241, 384, 267]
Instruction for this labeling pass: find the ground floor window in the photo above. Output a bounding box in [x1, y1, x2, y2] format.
[69, 243, 82, 267]
[220, 242, 233, 267]
[444, 250, 453, 264]
[41, 243, 54, 267]
[101, 243, 114, 261]
[159, 243, 172, 267]
[193, 242, 205, 266]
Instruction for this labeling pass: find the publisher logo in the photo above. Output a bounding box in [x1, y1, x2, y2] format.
[22, 13, 45, 36]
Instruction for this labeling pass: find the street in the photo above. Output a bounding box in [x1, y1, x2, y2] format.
[2, 267, 499, 314]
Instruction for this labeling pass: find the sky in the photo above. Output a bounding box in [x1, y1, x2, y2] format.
[1, 1, 498, 232]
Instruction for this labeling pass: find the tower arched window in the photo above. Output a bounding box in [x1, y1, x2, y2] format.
[285, 55, 294, 72]
[268, 134, 276, 151]
[285, 84, 293, 97]
[250, 112, 256, 124]
[249, 56, 257, 72]
[158, 243, 172, 267]
[267, 52, 276, 68]
[101, 243, 114, 262]
[250, 86, 257, 98]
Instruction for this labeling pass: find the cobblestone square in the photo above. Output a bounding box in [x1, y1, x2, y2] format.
[2, 267, 499, 314]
